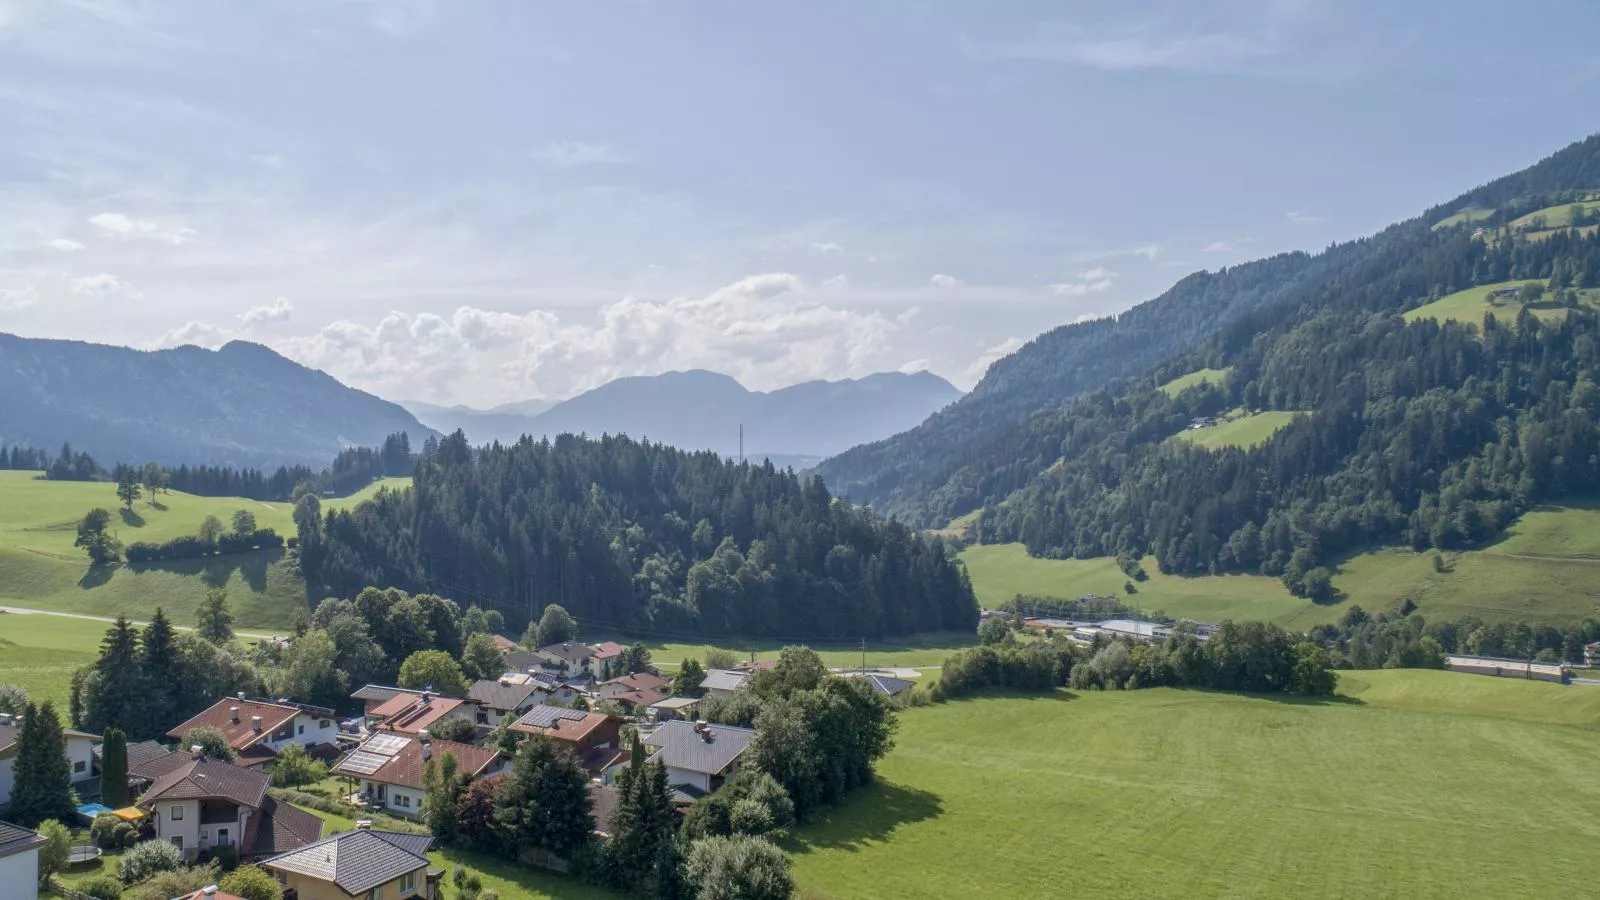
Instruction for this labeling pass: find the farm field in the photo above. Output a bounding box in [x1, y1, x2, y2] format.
[956, 543, 1337, 627]
[1508, 198, 1600, 231]
[1430, 206, 1492, 230]
[0, 471, 410, 629]
[1402, 279, 1599, 326]
[587, 631, 976, 672]
[787, 670, 1600, 899]
[1157, 366, 1231, 397]
[1172, 409, 1299, 450]
[0, 613, 111, 709]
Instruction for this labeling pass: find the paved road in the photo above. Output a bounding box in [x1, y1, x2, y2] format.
[0, 604, 285, 640]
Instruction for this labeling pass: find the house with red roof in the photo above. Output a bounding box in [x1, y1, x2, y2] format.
[331, 734, 505, 818]
[138, 754, 322, 861]
[165, 695, 339, 769]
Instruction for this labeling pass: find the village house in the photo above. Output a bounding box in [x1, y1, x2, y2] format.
[640, 720, 756, 800]
[842, 672, 916, 698]
[166, 696, 339, 769]
[595, 672, 669, 702]
[533, 642, 594, 679]
[138, 755, 323, 861]
[698, 669, 751, 700]
[331, 733, 504, 818]
[490, 634, 519, 652]
[466, 675, 547, 727]
[351, 686, 430, 720]
[0, 821, 45, 892]
[0, 712, 100, 806]
[646, 697, 703, 723]
[263, 826, 438, 900]
[119, 740, 194, 794]
[588, 642, 628, 679]
[1445, 655, 1569, 683]
[509, 707, 627, 778]
[1586, 641, 1600, 667]
[370, 692, 479, 738]
[608, 687, 671, 717]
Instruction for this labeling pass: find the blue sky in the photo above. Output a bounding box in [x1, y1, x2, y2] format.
[1, 0, 1597, 405]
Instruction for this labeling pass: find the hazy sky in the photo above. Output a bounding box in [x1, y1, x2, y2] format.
[2, 1, 1598, 406]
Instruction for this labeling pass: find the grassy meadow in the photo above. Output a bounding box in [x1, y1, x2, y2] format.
[1157, 366, 1231, 397]
[1403, 279, 1600, 327]
[0, 471, 409, 629]
[0, 612, 109, 709]
[1171, 409, 1299, 451]
[787, 669, 1600, 899]
[1431, 206, 1493, 230]
[585, 631, 975, 672]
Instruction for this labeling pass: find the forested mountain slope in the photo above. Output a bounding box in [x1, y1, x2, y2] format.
[954, 133, 1600, 601]
[0, 336, 437, 468]
[303, 432, 978, 639]
[820, 135, 1600, 531]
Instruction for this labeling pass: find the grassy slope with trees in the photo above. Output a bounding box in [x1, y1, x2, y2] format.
[787, 670, 1600, 899]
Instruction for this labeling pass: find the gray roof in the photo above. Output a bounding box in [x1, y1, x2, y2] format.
[649, 696, 702, 710]
[0, 821, 45, 861]
[537, 642, 592, 664]
[700, 669, 749, 692]
[351, 684, 425, 704]
[0, 716, 99, 755]
[125, 742, 190, 782]
[141, 757, 270, 809]
[642, 720, 756, 777]
[502, 650, 541, 672]
[466, 679, 540, 711]
[857, 674, 915, 697]
[264, 829, 433, 895]
[513, 706, 589, 730]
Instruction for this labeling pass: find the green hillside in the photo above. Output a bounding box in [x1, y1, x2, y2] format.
[1157, 366, 1231, 397]
[1171, 409, 1299, 451]
[0, 613, 108, 710]
[0, 472, 410, 628]
[789, 670, 1600, 899]
[1402, 279, 1598, 326]
[1430, 206, 1492, 230]
[1509, 198, 1600, 231]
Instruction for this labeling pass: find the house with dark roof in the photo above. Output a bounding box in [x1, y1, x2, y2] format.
[351, 685, 429, 719]
[165, 695, 339, 769]
[370, 693, 478, 737]
[596, 672, 668, 702]
[509, 707, 626, 778]
[532, 642, 594, 679]
[466, 675, 546, 727]
[587, 642, 627, 678]
[0, 712, 100, 806]
[699, 669, 751, 699]
[331, 734, 505, 818]
[842, 672, 916, 698]
[139, 755, 323, 861]
[263, 827, 436, 900]
[641, 720, 756, 797]
[0, 821, 46, 889]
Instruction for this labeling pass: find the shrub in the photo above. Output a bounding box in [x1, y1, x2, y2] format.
[211, 844, 239, 872]
[683, 835, 793, 900]
[218, 865, 283, 900]
[270, 743, 327, 788]
[36, 819, 72, 883]
[79, 874, 125, 900]
[92, 813, 122, 849]
[116, 824, 140, 850]
[119, 838, 184, 884]
[125, 864, 219, 900]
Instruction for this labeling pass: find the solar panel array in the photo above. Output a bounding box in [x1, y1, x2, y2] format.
[340, 750, 391, 775]
[364, 732, 411, 757]
[515, 706, 588, 729]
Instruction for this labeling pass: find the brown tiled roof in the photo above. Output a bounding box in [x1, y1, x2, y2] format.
[372, 696, 469, 735]
[247, 795, 323, 856]
[141, 757, 270, 808]
[589, 641, 626, 660]
[579, 746, 631, 778]
[236, 744, 280, 766]
[509, 708, 615, 744]
[491, 635, 519, 651]
[603, 672, 667, 692]
[332, 736, 501, 791]
[166, 698, 297, 753]
[612, 688, 670, 709]
[351, 685, 425, 705]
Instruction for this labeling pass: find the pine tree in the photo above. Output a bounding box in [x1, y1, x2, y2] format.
[142, 608, 180, 728]
[196, 589, 234, 643]
[11, 701, 75, 827]
[608, 734, 678, 893]
[491, 736, 593, 859]
[79, 617, 146, 736]
[100, 727, 129, 809]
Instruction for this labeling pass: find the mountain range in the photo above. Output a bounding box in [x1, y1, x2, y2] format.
[401, 369, 962, 461]
[0, 335, 437, 468]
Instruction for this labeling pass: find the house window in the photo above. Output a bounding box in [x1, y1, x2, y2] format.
[366, 890, 380, 900]
[74, 760, 86, 774]
[170, 836, 183, 849]
[320, 719, 332, 729]
[170, 806, 184, 821]
[401, 872, 416, 894]
[298, 723, 305, 735]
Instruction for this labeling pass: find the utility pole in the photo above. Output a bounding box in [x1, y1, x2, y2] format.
[860, 636, 866, 673]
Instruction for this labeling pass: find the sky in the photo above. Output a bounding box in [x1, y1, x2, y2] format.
[2, 1, 1598, 407]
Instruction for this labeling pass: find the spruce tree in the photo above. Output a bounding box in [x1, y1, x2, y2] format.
[608, 734, 678, 893]
[82, 617, 146, 736]
[11, 701, 75, 827]
[142, 608, 180, 729]
[100, 727, 129, 809]
[491, 736, 593, 859]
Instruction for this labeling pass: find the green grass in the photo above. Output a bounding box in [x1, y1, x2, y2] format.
[957, 543, 1337, 626]
[1402, 279, 1600, 327]
[0, 472, 410, 629]
[1157, 366, 1231, 398]
[788, 670, 1600, 899]
[587, 632, 977, 672]
[1430, 206, 1492, 230]
[1508, 200, 1600, 232]
[1332, 501, 1600, 624]
[0, 613, 107, 710]
[1172, 409, 1299, 450]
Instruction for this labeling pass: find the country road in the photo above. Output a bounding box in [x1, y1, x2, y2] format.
[0, 604, 285, 640]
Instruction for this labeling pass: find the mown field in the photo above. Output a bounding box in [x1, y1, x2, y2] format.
[1157, 366, 1231, 397]
[0, 613, 108, 710]
[588, 631, 976, 673]
[0, 471, 409, 629]
[1403, 279, 1600, 326]
[1172, 409, 1300, 451]
[787, 669, 1600, 899]
[957, 543, 1336, 626]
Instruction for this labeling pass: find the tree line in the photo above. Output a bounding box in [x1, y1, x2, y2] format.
[303, 432, 978, 640]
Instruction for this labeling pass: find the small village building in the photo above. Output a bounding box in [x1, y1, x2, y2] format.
[466, 675, 546, 727]
[647, 697, 703, 722]
[609, 688, 671, 716]
[595, 672, 669, 702]
[490, 634, 519, 652]
[641, 720, 755, 799]
[166, 696, 339, 769]
[509, 707, 626, 778]
[0, 821, 45, 892]
[533, 642, 594, 679]
[351, 686, 430, 720]
[369, 693, 478, 738]
[1585, 641, 1600, 668]
[263, 827, 437, 900]
[1445, 655, 1569, 684]
[588, 642, 628, 679]
[331, 734, 504, 818]
[842, 672, 916, 698]
[139, 755, 322, 861]
[0, 712, 100, 806]
[699, 669, 751, 700]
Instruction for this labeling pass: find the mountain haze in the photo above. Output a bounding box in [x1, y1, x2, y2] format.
[0, 334, 438, 468]
[402, 369, 962, 458]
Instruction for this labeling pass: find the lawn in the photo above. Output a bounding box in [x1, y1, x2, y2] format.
[0, 613, 108, 709]
[1171, 409, 1299, 451]
[1430, 206, 1492, 230]
[1508, 199, 1600, 232]
[787, 669, 1600, 899]
[586, 632, 977, 672]
[1157, 367, 1231, 398]
[0, 472, 409, 629]
[956, 543, 1337, 627]
[1402, 279, 1599, 327]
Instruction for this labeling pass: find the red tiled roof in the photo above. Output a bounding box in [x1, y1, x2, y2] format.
[332, 736, 501, 791]
[603, 672, 667, 692]
[491, 635, 519, 651]
[612, 688, 670, 708]
[589, 641, 626, 659]
[372, 695, 469, 735]
[166, 698, 298, 753]
[509, 709, 616, 745]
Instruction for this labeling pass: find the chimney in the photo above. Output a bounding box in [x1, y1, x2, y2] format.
[190, 744, 204, 756]
[421, 739, 432, 761]
[236, 691, 246, 701]
[202, 886, 218, 897]
[420, 692, 432, 705]
[229, 706, 240, 724]
[251, 715, 263, 733]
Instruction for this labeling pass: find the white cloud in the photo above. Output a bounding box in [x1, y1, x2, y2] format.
[0, 287, 39, 311]
[966, 336, 1024, 383]
[1049, 266, 1116, 297]
[240, 297, 294, 326]
[810, 241, 844, 254]
[929, 273, 960, 288]
[821, 273, 850, 290]
[998, 23, 1272, 72]
[532, 140, 630, 167]
[898, 358, 931, 374]
[69, 273, 137, 296]
[89, 212, 196, 245]
[46, 238, 85, 251]
[157, 320, 229, 348]
[1203, 241, 1235, 253]
[896, 305, 922, 324]
[1287, 210, 1323, 225]
[1133, 244, 1160, 259]
[248, 153, 285, 169]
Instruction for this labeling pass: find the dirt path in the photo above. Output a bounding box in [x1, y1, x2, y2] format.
[0, 604, 285, 639]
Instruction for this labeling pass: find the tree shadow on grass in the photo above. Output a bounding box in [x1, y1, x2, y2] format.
[148, 499, 168, 512]
[942, 688, 1079, 704]
[78, 563, 116, 589]
[118, 508, 145, 527]
[132, 547, 284, 593]
[782, 781, 944, 854]
[1182, 687, 1366, 707]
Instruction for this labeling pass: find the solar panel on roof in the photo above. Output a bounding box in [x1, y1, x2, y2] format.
[340, 751, 390, 775]
[516, 706, 587, 728]
[364, 733, 410, 757]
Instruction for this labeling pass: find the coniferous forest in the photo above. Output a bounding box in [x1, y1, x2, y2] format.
[305, 432, 978, 638]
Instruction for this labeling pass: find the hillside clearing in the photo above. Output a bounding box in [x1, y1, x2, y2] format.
[1172, 409, 1299, 451]
[788, 670, 1600, 899]
[0, 613, 109, 709]
[1430, 206, 1492, 230]
[1403, 279, 1600, 326]
[1157, 366, 1231, 398]
[1508, 199, 1600, 232]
